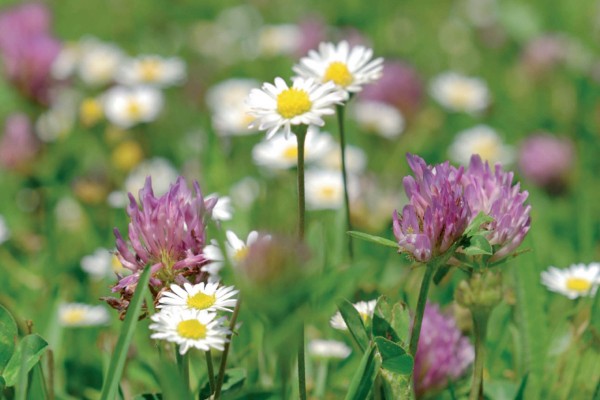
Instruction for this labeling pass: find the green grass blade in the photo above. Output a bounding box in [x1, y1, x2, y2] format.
[100, 266, 152, 400]
[344, 343, 380, 400]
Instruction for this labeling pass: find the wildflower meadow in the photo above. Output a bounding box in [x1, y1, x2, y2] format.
[1, 1, 599, 399]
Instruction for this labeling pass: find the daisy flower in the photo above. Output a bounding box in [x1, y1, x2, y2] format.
[330, 299, 377, 330]
[430, 72, 490, 113]
[103, 85, 163, 129]
[305, 169, 358, 210]
[316, 144, 367, 174]
[58, 303, 110, 327]
[293, 40, 384, 96]
[149, 308, 230, 354]
[76, 37, 124, 86]
[246, 77, 346, 139]
[158, 282, 238, 313]
[449, 125, 514, 166]
[308, 339, 352, 359]
[115, 55, 186, 87]
[252, 128, 335, 170]
[205, 78, 259, 137]
[541, 263, 600, 299]
[351, 100, 405, 139]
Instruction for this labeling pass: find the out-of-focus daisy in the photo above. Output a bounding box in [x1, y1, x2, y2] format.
[58, 303, 110, 327]
[77, 37, 124, 86]
[449, 125, 514, 166]
[108, 157, 179, 208]
[103, 86, 163, 129]
[80, 248, 127, 280]
[111, 140, 144, 172]
[351, 100, 405, 139]
[306, 169, 357, 210]
[252, 128, 335, 170]
[150, 308, 230, 354]
[308, 339, 351, 359]
[204, 231, 266, 277]
[330, 300, 377, 330]
[206, 194, 233, 222]
[0, 215, 10, 244]
[430, 72, 490, 113]
[247, 77, 345, 139]
[206, 78, 259, 136]
[79, 97, 103, 127]
[316, 144, 367, 174]
[55, 197, 84, 231]
[158, 282, 238, 312]
[541, 263, 600, 299]
[116, 55, 185, 87]
[35, 89, 78, 142]
[257, 24, 302, 57]
[293, 40, 384, 96]
[229, 177, 260, 209]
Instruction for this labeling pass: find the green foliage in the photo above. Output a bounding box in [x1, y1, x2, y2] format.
[337, 300, 370, 352]
[2, 334, 48, 387]
[344, 343, 380, 400]
[0, 305, 17, 374]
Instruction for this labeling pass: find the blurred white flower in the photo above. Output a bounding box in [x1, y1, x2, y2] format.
[252, 128, 335, 170]
[103, 85, 163, 129]
[541, 263, 600, 299]
[330, 300, 377, 330]
[308, 339, 351, 359]
[58, 303, 110, 327]
[77, 37, 124, 86]
[35, 89, 79, 142]
[305, 169, 358, 210]
[352, 100, 405, 139]
[207, 194, 233, 221]
[430, 72, 490, 113]
[80, 248, 127, 280]
[0, 215, 10, 244]
[257, 24, 302, 56]
[316, 144, 367, 174]
[203, 230, 266, 279]
[206, 78, 259, 136]
[51, 42, 81, 80]
[449, 125, 514, 166]
[116, 55, 186, 87]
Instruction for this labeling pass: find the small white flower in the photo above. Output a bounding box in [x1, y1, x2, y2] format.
[0, 215, 10, 244]
[352, 100, 405, 139]
[35, 89, 78, 142]
[149, 308, 230, 354]
[103, 86, 163, 129]
[316, 145, 367, 174]
[203, 231, 265, 277]
[252, 128, 335, 170]
[158, 282, 238, 313]
[77, 37, 124, 86]
[206, 79, 259, 136]
[430, 72, 490, 113]
[308, 339, 352, 359]
[257, 24, 302, 56]
[305, 169, 358, 210]
[541, 263, 600, 299]
[206, 194, 233, 222]
[330, 300, 377, 330]
[116, 55, 186, 87]
[449, 125, 515, 166]
[58, 303, 110, 327]
[247, 77, 346, 139]
[51, 42, 81, 80]
[293, 40, 384, 96]
[80, 248, 127, 280]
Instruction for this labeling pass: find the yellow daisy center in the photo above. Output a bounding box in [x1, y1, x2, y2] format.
[79, 98, 103, 126]
[324, 62, 353, 87]
[62, 309, 86, 325]
[139, 59, 163, 82]
[283, 146, 298, 161]
[111, 140, 144, 171]
[319, 186, 337, 200]
[126, 100, 143, 119]
[565, 277, 592, 293]
[233, 247, 248, 262]
[176, 319, 207, 340]
[471, 137, 499, 161]
[277, 88, 312, 119]
[111, 255, 125, 273]
[448, 82, 477, 108]
[187, 292, 217, 310]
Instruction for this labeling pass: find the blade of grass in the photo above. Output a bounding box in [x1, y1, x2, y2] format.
[100, 266, 152, 400]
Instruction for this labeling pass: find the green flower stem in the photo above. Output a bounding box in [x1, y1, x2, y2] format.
[469, 310, 490, 400]
[314, 360, 329, 399]
[176, 351, 190, 390]
[336, 104, 354, 259]
[295, 125, 308, 400]
[214, 298, 241, 400]
[408, 261, 436, 357]
[205, 350, 215, 395]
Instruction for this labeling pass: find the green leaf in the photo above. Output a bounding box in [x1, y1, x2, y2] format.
[200, 368, 246, 399]
[390, 302, 410, 346]
[0, 375, 5, 391]
[514, 374, 528, 400]
[372, 297, 400, 343]
[2, 334, 48, 387]
[464, 235, 493, 256]
[338, 300, 370, 352]
[344, 343, 380, 400]
[100, 265, 152, 400]
[347, 231, 398, 249]
[374, 337, 413, 375]
[0, 305, 18, 374]
[132, 393, 163, 399]
[464, 212, 494, 238]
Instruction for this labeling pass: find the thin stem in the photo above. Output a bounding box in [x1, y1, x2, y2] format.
[408, 262, 436, 357]
[296, 126, 307, 239]
[205, 350, 215, 395]
[176, 351, 189, 389]
[314, 360, 329, 399]
[298, 328, 307, 400]
[469, 310, 490, 400]
[214, 298, 241, 400]
[336, 104, 354, 259]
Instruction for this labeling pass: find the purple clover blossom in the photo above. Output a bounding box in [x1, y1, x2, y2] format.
[414, 303, 474, 396]
[0, 113, 40, 172]
[393, 154, 470, 263]
[463, 155, 531, 261]
[108, 177, 216, 315]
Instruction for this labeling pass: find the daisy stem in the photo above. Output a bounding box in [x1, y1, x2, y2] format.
[336, 104, 354, 260]
[315, 360, 329, 399]
[205, 350, 215, 394]
[469, 309, 490, 400]
[408, 261, 435, 357]
[176, 351, 190, 389]
[214, 298, 241, 400]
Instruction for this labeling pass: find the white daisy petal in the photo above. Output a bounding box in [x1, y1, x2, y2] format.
[540, 262, 600, 299]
